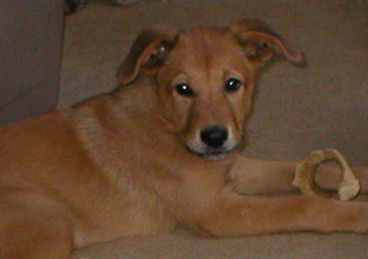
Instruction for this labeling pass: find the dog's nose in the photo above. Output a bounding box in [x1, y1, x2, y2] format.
[200, 126, 228, 148]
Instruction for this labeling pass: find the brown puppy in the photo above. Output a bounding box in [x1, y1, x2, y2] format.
[1, 20, 368, 258]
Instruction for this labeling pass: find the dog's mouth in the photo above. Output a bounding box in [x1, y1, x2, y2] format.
[200, 150, 231, 161]
[186, 146, 233, 161]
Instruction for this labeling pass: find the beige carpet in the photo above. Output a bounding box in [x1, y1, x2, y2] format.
[60, 0, 368, 258]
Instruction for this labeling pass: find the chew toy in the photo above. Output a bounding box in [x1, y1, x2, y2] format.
[293, 149, 360, 201]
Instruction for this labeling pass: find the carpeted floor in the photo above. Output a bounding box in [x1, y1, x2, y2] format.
[60, 0, 368, 258]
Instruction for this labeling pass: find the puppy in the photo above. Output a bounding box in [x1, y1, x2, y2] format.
[1, 19, 368, 258]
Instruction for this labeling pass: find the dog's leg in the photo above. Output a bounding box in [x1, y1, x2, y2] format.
[197, 190, 368, 236]
[0, 191, 73, 259]
[229, 156, 368, 195]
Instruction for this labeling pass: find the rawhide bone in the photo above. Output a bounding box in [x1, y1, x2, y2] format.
[292, 149, 360, 201]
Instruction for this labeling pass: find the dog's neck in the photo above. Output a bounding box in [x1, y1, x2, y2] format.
[112, 75, 174, 131]
[77, 74, 178, 157]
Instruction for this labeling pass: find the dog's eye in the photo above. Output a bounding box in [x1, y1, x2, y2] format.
[176, 83, 194, 97]
[224, 78, 242, 92]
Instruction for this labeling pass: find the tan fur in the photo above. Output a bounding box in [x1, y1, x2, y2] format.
[1, 20, 368, 258]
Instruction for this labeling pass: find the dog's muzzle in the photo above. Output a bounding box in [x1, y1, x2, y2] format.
[185, 125, 233, 160]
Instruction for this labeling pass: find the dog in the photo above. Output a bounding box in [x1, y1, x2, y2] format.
[1, 19, 368, 258]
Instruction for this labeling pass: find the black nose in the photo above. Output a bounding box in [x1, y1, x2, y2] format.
[200, 125, 228, 148]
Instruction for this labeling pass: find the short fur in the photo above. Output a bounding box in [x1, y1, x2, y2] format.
[1, 20, 368, 258]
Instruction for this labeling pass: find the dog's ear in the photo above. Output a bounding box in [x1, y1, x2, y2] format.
[230, 19, 304, 67]
[116, 26, 177, 85]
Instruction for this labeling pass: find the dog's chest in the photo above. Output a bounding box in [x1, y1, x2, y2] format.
[72, 107, 232, 246]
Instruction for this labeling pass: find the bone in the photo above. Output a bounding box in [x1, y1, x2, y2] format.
[292, 149, 360, 201]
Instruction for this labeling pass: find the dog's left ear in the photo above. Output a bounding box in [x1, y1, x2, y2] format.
[230, 19, 304, 67]
[116, 26, 177, 85]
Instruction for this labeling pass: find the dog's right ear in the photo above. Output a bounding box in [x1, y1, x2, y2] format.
[116, 27, 177, 85]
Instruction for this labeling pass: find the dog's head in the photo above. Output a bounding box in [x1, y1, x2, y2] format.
[116, 20, 303, 160]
